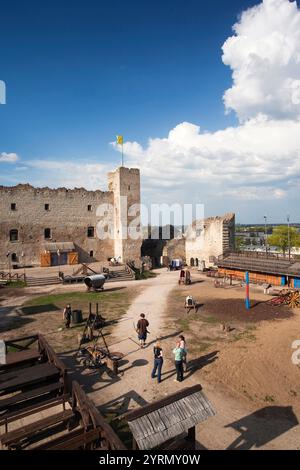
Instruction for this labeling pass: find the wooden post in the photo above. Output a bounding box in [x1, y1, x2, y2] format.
[245, 271, 250, 310]
[132, 437, 138, 450]
[187, 426, 196, 448]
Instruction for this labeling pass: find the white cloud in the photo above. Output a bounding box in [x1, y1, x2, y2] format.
[26, 159, 110, 190]
[222, 0, 300, 121]
[0, 152, 19, 163]
[111, 0, 300, 213]
[118, 118, 300, 194]
[219, 186, 287, 201]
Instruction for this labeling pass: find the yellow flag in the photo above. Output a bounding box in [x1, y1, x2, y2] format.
[116, 135, 123, 145]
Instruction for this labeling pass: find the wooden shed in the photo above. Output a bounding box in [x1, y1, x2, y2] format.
[217, 251, 300, 288]
[124, 384, 215, 450]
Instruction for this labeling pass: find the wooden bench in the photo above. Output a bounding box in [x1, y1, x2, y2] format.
[0, 408, 74, 449]
[0, 362, 60, 395]
[34, 427, 102, 450]
[0, 350, 42, 372]
[0, 381, 64, 412]
[0, 393, 69, 433]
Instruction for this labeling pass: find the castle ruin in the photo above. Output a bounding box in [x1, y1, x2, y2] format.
[0, 167, 141, 268]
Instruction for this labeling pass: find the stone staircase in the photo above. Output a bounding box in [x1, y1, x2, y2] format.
[106, 266, 135, 283]
[26, 276, 62, 287]
[25, 265, 134, 287]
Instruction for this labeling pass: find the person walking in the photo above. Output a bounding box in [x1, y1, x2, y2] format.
[151, 340, 163, 383]
[136, 313, 149, 348]
[63, 304, 72, 329]
[179, 335, 188, 372]
[173, 341, 186, 382]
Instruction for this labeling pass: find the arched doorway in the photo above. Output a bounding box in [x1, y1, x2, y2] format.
[195, 258, 199, 267]
[190, 258, 194, 267]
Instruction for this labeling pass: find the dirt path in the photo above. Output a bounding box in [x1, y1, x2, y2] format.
[57, 269, 300, 449]
[78, 270, 180, 409]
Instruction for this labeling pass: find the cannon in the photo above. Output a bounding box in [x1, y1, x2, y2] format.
[84, 274, 106, 291]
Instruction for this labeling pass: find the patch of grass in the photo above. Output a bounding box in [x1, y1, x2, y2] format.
[6, 346, 19, 353]
[242, 389, 254, 402]
[190, 342, 212, 354]
[24, 291, 125, 307]
[134, 270, 157, 280]
[105, 412, 132, 448]
[200, 315, 219, 324]
[177, 318, 191, 331]
[21, 289, 135, 353]
[264, 394, 275, 403]
[231, 327, 257, 343]
[6, 280, 27, 288]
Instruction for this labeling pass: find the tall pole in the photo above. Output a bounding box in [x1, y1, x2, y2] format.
[6, 252, 11, 278]
[264, 216, 268, 256]
[21, 251, 26, 279]
[287, 214, 291, 261]
[245, 271, 250, 310]
[117, 136, 124, 167]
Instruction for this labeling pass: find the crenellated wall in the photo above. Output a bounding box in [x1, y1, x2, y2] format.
[0, 167, 141, 268]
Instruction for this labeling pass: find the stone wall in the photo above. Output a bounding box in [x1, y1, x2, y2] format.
[0, 166, 141, 268]
[185, 213, 235, 267]
[162, 238, 186, 265]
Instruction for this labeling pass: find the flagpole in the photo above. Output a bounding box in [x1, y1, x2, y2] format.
[122, 142, 124, 167]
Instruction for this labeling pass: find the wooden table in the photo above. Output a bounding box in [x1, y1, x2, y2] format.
[0, 363, 60, 395]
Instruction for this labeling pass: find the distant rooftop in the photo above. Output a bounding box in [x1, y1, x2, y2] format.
[218, 251, 300, 277]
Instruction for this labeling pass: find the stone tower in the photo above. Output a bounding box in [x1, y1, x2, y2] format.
[107, 167, 141, 264]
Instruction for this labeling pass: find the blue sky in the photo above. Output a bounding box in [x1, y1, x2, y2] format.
[1, 0, 300, 223]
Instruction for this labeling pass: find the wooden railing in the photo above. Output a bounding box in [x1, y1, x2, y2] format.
[71, 381, 126, 450]
[0, 271, 26, 281]
[38, 335, 68, 392]
[218, 251, 295, 262]
[4, 334, 39, 353]
[125, 263, 137, 279]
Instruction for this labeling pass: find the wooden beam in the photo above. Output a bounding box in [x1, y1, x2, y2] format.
[124, 384, 203, 422]
[71, 381, 126, 450]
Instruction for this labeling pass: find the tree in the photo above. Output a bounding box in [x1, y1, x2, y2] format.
[235, 236, 245, 251]
[268, 226, 300, 255]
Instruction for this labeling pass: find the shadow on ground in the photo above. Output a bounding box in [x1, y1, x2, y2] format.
[225, 405, 299, 450]
[159, 351, 219, 382]
[19, 304, 60, 315]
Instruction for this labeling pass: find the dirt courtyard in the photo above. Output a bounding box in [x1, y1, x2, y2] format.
[1, 268, 300, 449]
[165, 272, 300, 413]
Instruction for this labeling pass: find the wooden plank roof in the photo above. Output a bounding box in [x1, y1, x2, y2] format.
[125, 385, 215, 450]
[217, 252, 300, 277]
